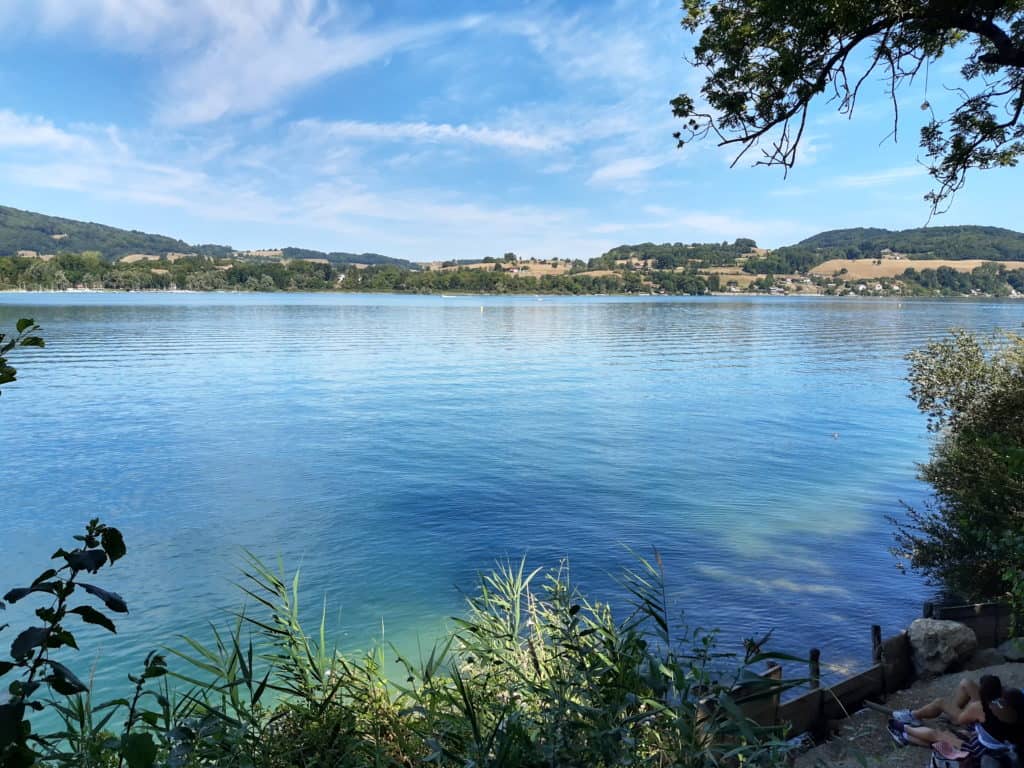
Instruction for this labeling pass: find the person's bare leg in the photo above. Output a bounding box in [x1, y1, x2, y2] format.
[912, 697, 948, 720]
[955, 678, 980, 709]
[903, 725, 964, 749]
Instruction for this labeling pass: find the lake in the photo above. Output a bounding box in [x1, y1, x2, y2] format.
[3, 292, 1023, 697]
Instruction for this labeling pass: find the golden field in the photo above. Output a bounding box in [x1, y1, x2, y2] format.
[810, 258, 1024, 279]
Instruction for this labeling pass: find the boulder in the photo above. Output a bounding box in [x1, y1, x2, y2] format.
[964, 647, 1006, 670]
[908, 619, 978, 677]
[998, 637, 1024, 662]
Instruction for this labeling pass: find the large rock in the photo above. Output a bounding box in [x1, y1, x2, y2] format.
[998, 637, 1024, 662]
[908, 619, 978, 677]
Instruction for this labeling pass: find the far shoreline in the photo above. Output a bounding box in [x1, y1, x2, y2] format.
[1, 288, 1020, 301]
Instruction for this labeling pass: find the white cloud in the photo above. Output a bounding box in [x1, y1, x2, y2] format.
[500, 11, 657, 89]
[588, 156, 664, 184]
[160, 10, 485, 125]
[0, 111, 93, 151]
[292, 118, 564, 152]
[4, 1, 485, 125]
[835, 165, 924, 188]
[0, 110, 282, 223]
[640, 208, 805, 243]
[0, 109, 612, 260]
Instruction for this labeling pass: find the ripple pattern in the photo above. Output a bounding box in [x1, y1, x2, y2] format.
[2, 292, 1023, 694]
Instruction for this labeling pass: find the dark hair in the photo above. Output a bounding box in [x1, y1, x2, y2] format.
[980, 675, 1003, 704]
[1002, 688, 1024, 719]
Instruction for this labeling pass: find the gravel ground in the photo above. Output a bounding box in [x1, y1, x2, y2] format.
[795, 662, 1024, 768]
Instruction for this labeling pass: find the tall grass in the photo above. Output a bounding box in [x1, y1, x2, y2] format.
[32, 552, 797, 767]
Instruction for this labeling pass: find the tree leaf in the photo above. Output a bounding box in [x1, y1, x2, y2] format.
[0, 661, 14, 676]
[65, 549, 107, 573]
[18, 337, 44, 348]
[3, 585, 57, 603]
[122, 732, 157, 768]
[80, 583, 128, 613]
[0, 700, 26, 749]
[101, 527, 126, 563]
[42, 660, 88, 696]
[139, 711, 160, 727]
[15, 318, 34, 334]
[10, 627, 47, 660]
[70, 605, 117, 633]
[93, 698, 131, 711]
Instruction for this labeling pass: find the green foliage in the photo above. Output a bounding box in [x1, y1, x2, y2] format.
[672, 1, 1024, 211]
[0, 206, 231, 260]
[896, 263, 1024, 296]
[591, 240, 756, 270]
[893, 330, 1024, 600]
[3, 532, 797, 767]
[0, 205, 413, 269]
[797, 226, 1024, 261]
[0, 319, 44, 395]
[279, 247, 414, 269]
[0, 519, 128, 766]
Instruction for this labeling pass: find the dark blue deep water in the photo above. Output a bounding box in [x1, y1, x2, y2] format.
[3, 292, 1023, 696]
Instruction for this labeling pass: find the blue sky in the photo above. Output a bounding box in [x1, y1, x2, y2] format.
[0, 0, 1020, 262]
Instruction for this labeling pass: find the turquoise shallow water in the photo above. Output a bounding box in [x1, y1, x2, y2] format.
[2, 292, 1023, 699]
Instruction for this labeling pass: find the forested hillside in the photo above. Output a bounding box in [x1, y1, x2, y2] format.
[279, 247, 413, 268]
[746, 225, 1024, 274]
[0, 205, 232, 259]
[0, 205, 413, 267]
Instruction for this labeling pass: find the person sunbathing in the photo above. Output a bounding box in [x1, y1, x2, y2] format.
[888, 685, 1024, 762]
[891, 674, 1003, 728]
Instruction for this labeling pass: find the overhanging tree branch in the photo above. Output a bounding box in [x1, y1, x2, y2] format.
[673, 1, 1024, 213]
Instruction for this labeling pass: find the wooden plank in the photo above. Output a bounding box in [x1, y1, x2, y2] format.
[823, 665, 884, 720]
[778, 689, 822, 737]
[996, 611, 1012, 645]
[736, 664, 782, 727]
[932, 602, 1010, 621]
[880, 632, 911, 692]
[962, 615, 999, 648]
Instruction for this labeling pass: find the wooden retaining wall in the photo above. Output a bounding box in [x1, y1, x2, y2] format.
[739, 601, 1014, 738]
[926, 601, 1012, 650]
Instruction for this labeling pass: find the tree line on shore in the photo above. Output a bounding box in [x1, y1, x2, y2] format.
[0, 253, 713, 295]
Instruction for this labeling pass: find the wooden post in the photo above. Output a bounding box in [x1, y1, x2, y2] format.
[871, 625, 882, 663]
[809, 648, 821, 689]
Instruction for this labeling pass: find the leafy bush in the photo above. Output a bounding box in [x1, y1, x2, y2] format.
[893, 329, 1024, 600]
[0, 318, 44, 395]
[0, 519, 128, 767]
[2, 539, 796, 767]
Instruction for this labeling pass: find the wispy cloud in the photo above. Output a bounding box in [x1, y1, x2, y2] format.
[0, 110, 281, 222]
[163, 14, 486, 125]
[589, 156, 664, 185]
[5, 1, 485, 125]
[292, 118, 564, 152]
[640, 207, 805, 243]
[0, 110, 93, 151]
[836, 165, 924, 188]
[499, 10, 658, 90]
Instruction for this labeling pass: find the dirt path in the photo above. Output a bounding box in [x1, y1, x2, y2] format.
[795, 663, 1024, 767]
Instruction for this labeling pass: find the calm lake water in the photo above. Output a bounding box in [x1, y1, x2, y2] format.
[3, 292, 1023, 697]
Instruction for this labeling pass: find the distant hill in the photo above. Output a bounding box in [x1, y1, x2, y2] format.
[0, 205, 413, 268]
[740, 225, 1024, 275]
[0, 205, 233, 260]
[793, 225, 1024, 261]
[279, 247, 412, 269]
